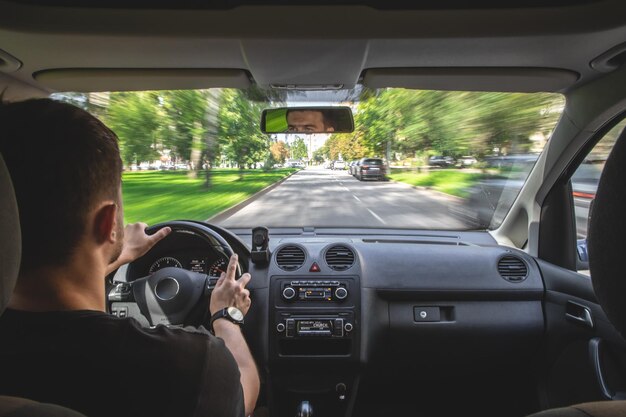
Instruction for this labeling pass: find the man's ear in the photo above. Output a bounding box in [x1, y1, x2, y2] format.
[93, 202, 119, 244]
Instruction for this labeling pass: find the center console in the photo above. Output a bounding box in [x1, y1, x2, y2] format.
[269, 276, 360, 417]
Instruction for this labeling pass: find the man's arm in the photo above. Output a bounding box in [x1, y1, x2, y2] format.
[213, 320, 260, 416]
[106, 223, 171, 275]
[210, 254, 260, 416]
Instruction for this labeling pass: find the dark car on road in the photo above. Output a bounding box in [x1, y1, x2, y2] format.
[428, 155, 456, 167]
[355, 158, 386, 181]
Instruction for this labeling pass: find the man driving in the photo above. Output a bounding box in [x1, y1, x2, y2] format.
[0, 98, 259, 417]
[286, 109, 336, 133]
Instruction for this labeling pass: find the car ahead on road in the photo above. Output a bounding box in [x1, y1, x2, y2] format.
[332, 160, 346, 170]
[348, 160, 358, 175]
[457, 156, 478, 168]
[428, 155, 456, 167]
[355, 158, 387, 181]
[2, 2, 626, 417]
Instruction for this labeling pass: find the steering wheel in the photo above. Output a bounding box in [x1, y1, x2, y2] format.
[130, 221, 237, 327]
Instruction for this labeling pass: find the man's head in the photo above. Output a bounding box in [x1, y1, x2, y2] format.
[0, 98, 124, 274]
[286, 109, 336, 133]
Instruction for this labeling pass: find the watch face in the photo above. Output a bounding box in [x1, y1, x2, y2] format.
[227, 307, 244, 322]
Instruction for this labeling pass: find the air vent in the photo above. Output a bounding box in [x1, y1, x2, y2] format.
[498, 256, 528, 283]
[276, 245, 306, 271]
[325, 245, 355, 271]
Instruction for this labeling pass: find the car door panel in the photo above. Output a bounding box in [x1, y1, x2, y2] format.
[537, 259, 626, 408]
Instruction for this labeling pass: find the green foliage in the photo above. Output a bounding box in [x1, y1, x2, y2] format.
[106, 92, 162, 166]
[290, 137, 308, 160]
[335, 89, 563, 162]
[218, 89, 269, 168]
[161, 90, 209, 161]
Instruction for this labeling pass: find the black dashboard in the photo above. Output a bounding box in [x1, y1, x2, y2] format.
[109, 224, 546, 417]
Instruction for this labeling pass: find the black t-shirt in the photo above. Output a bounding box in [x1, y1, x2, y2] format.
[0, 308, 245, 417]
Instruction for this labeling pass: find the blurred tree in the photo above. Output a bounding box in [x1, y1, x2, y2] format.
[291, 137, 308, 160]
[346, 89, 563, 162]
[161, 90, 210, 177]
[106, 92, 162, 167]
[270, 140, 289, 164]
[218, 89, 267, 179]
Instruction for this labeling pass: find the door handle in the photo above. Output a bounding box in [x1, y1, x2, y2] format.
[565, 300, 594, 329]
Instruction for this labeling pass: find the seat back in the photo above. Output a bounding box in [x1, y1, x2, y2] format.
[0, 152, 86, 417]
[0, 152, 20, 315]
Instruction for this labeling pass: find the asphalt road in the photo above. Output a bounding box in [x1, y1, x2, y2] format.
[216, 166, 473, 229]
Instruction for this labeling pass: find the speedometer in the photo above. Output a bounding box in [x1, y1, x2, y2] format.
[149, 256, 183, 274]
[208, 258, 228, 277]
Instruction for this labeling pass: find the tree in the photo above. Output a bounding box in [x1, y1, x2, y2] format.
[218, 89, 268, 178]
[291, 137, 307, 160]
[161, 90, 211, 177]
[106, 92, 162, 167]
[270, 140, 289, 164]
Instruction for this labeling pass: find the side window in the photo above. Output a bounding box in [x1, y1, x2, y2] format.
[573, 119, 626, 271]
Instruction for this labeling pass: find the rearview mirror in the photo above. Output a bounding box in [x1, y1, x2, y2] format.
[261, 106, 354, 134]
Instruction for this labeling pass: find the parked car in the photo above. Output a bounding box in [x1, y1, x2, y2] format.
[428, 155, 456, 167]
[355, 158, 386, 181]
[332, 160, 346, 170]
[457, 156, 478, 168]
[348, 160, 359, 175]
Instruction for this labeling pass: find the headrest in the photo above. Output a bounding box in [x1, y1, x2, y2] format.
[588, 128, 626, 335]
[0, 153, 21, 314]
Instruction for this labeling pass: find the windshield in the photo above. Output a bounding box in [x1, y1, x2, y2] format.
[52, 88, 563, 230]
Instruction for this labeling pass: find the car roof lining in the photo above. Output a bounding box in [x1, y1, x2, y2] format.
[0, 1, 625, 94]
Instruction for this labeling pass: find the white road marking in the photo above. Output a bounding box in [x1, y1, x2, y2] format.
[367, 208, 387, 225]
[353, 195, 361, 202]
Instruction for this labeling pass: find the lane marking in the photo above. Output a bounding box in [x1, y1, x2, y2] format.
[367, 208, 387, 225]
[353, 195, 361, 202]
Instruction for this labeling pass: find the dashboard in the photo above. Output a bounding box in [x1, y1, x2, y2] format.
[123, 227, 242, 281]
[109, 224, 546, 417]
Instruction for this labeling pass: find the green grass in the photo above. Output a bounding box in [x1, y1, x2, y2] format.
[122, 168, 296, 224]
[389, 169, 483, 198]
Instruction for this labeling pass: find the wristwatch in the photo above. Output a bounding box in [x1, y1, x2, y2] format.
[210, 306, 244, 332]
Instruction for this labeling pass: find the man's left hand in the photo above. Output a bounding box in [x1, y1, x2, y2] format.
[106, 223, 171, 275]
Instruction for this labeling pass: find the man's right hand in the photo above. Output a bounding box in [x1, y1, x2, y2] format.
[209, 254, 252, 316]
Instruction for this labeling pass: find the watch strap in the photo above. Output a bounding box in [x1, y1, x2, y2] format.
[209, 307, 243, 332]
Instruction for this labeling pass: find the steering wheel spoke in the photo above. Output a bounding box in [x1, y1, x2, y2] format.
[133, 268, 210, 327]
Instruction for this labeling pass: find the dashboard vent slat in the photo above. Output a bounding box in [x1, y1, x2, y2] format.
[498, 256, 528, 283]
[276, 245, 306, 271]
[325, 245, 355, 271]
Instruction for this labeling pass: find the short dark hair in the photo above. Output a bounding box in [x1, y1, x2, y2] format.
[0, 98, 123, 272]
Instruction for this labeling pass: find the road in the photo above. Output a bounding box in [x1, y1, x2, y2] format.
[216, 166, 473, 229]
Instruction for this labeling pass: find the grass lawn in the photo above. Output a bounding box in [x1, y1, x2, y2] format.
[122, 168, 296, 224]
[389, 169, 484, 198]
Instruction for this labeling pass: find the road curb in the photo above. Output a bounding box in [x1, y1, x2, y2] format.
[206, 170, 299, 223]
[388, 178, 465, 204]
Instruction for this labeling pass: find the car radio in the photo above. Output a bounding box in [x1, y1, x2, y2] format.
[276, 317, 354, 338]
[281, 280, 349, 302]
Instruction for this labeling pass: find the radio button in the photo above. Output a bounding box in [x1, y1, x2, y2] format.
[276, 323, 286, 332]
[344, 322, 354, 332]
[286, 319, 295, 337]
[333, 319, 344, 337]
[282, 287, 296, 300]
[335, 287, 348, 300]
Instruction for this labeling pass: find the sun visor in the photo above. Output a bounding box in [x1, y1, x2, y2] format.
[362, 68, 579, 93]
[33, 69, 251, 92]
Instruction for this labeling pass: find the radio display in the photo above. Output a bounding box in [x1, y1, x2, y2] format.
[297, 320, 333, 334]
[300, 287, 333, 300]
